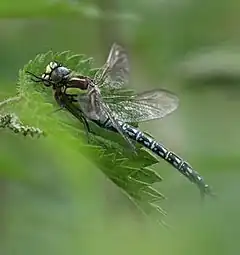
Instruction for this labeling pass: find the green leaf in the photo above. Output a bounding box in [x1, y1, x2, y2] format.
[16, 50, 165, 220]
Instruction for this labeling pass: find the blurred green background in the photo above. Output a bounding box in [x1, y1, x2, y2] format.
[1, 0, 240, 254]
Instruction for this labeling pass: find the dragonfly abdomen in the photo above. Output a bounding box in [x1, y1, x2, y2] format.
[99, 118, 210, 195]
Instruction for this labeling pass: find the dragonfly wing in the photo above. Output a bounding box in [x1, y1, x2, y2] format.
[103, 89, 179, 123]
[77, 91, 137, 152]
[99, 101, 137, 152]
[93, 43, 129, 89]
[76, 92, 102, 121]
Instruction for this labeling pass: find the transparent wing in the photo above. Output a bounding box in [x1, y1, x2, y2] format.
[77, 91, 137, 152]
[102, 89, 179, 123]
[93, 43, 129, 89]
[100, 101, 137, 152]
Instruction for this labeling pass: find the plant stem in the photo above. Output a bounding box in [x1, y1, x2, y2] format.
[0, 96, 21, 109]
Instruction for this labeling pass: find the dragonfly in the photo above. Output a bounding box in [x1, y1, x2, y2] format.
[27, 43, 213, 197]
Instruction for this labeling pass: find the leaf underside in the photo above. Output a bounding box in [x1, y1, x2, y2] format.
[17, 50, 166, 220]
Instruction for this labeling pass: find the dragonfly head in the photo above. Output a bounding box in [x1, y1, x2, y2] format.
[26, 61, 71, 89]
[42, 62, 71, 88]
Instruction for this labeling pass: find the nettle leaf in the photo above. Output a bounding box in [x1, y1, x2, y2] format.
[17, 50, 165, 219]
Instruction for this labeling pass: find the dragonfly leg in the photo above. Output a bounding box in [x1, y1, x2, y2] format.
[79, 113, 98, 143]
[81, 115, 92, 143]
[26, 71, 42, 82]
[54, 90, 66, 108]
[48, 92, 66, 116]
[80, 114, 90, 133]
[26, 71, 54, 87]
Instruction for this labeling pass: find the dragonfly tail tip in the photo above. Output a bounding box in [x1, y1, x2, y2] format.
[200, 184, 216, 199]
